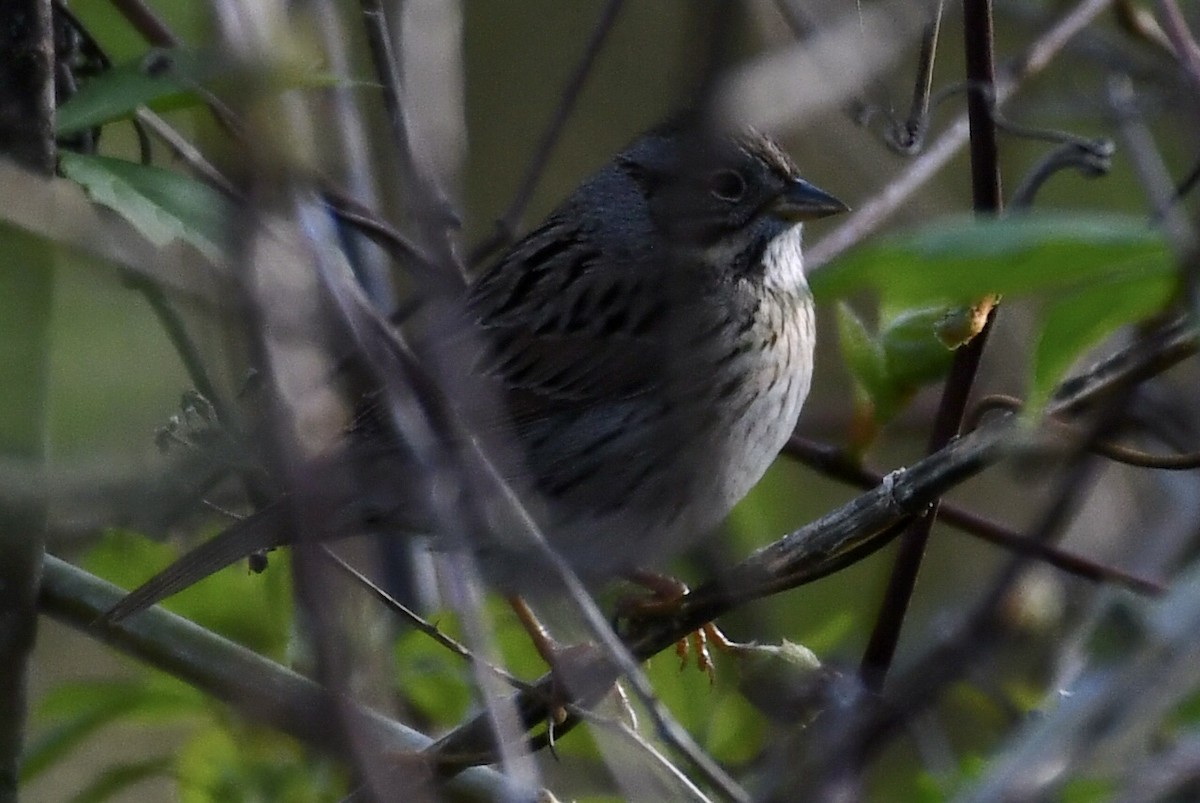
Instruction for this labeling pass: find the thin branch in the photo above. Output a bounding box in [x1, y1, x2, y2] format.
[1170, 154, 1200, 205]
[859, 0, 1004, 691]
[106, 0, 178, 46]
[318, 548, 535, 695]
[1109, 73, 1200, 318]
[322, 191, 444, 284]
[807, 0, 1118, 269]
[123, 276, 231, 428]
[898, 0, 946, 153]
[783, 436, 1166, 595]
[38, 555, 520, 802]
[816, 356, 1143, 796]
[967, 393, 1200, 471]
[428, 319, 1197, 773]
[469, 0, 627, 266]
[1009, 138, 1114, 207]
[358, 0, 458, 254]
[1156, 0, 1200, 105]
[873, 0, 946, 155]
[134, 108, 239, 197]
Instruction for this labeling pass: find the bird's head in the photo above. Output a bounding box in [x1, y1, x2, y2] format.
[616, 123, 847, 274]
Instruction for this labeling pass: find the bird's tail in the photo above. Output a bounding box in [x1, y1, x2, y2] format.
[98, 504, 290, 625]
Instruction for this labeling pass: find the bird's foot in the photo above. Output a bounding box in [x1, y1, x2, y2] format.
[617, 570, 732, 683]
[507, 595, 596, 726]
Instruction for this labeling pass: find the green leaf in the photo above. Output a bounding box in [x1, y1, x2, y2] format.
[23, 695, 133, 783]
[23, 679, 203, 782]
[835, 303, 957, 426]
[57, 48, 347, 135]
[177, 724, 346, 802]
[1059, 777, 1116, 803]
[36, 677, 202, 720]
[810, 212, 1171, 306]
[880, 306, 956, 390]
[59, 153, 231, 262]
[703, 687, 765, 765]
[392, 627, 473, 727]
[836, 302, 887, 408]
[68, 758, 175, 803]
[1031, 257, 1175, 407]
[813, 213, 1177, 415]
[56, 50, 225, 135]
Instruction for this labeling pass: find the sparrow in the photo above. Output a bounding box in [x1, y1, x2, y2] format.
[101, 120, 847, 622]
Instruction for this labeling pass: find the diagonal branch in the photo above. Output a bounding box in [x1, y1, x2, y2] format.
[783, 436, 1166, 595]
[38, 555, 521, 802]
[469, 0, 627, 266]
[428, 318, 1196, 771]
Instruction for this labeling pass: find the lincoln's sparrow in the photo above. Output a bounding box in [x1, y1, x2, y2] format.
[104, 121, 846, 621]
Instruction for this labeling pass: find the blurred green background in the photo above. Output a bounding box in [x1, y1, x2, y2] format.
[26, 1, 1197, 801]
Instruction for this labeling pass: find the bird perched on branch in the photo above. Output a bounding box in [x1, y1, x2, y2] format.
[101, 119, 846, 623]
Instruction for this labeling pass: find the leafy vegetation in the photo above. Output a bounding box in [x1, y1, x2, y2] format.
[9, 2, 1200, 802]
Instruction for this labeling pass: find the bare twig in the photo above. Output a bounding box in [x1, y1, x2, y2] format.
[859, 0, 1004, 691]
[1171, 155, 1200, 205]
[1009, 138, 1114, 207]
[967, 393, 1200, 471]
[107, 0, 178, 46]
[358, 0, 458, 252]
[813, 349, 1143, 797]
[898, 1, 946, 153]
[39, 555, 520, 802]
[322, 192, 443, 282]
[1109, 74, 1200, 306]
[319, 548, 535, 694]
[469, 0, 627, 266]
[122, 276, 231, 426]
[134, 108, 239, 197]
[783, 436, 1166, 595]
[873, 0, 946, 155]
[1156, 0, 1200, 104]
[807, 0, 1118, 269]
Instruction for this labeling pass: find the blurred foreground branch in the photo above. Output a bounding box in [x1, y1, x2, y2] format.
[0, 1, 56, 798]
[430, 317, 1197, 770]
[37, 310, 1195, 782]
[38, 555, 524, 803]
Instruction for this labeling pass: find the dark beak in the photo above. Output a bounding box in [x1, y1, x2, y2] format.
[772, 178, 849, 222]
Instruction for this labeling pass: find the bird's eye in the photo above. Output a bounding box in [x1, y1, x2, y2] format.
[708, 169, 747, 202]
